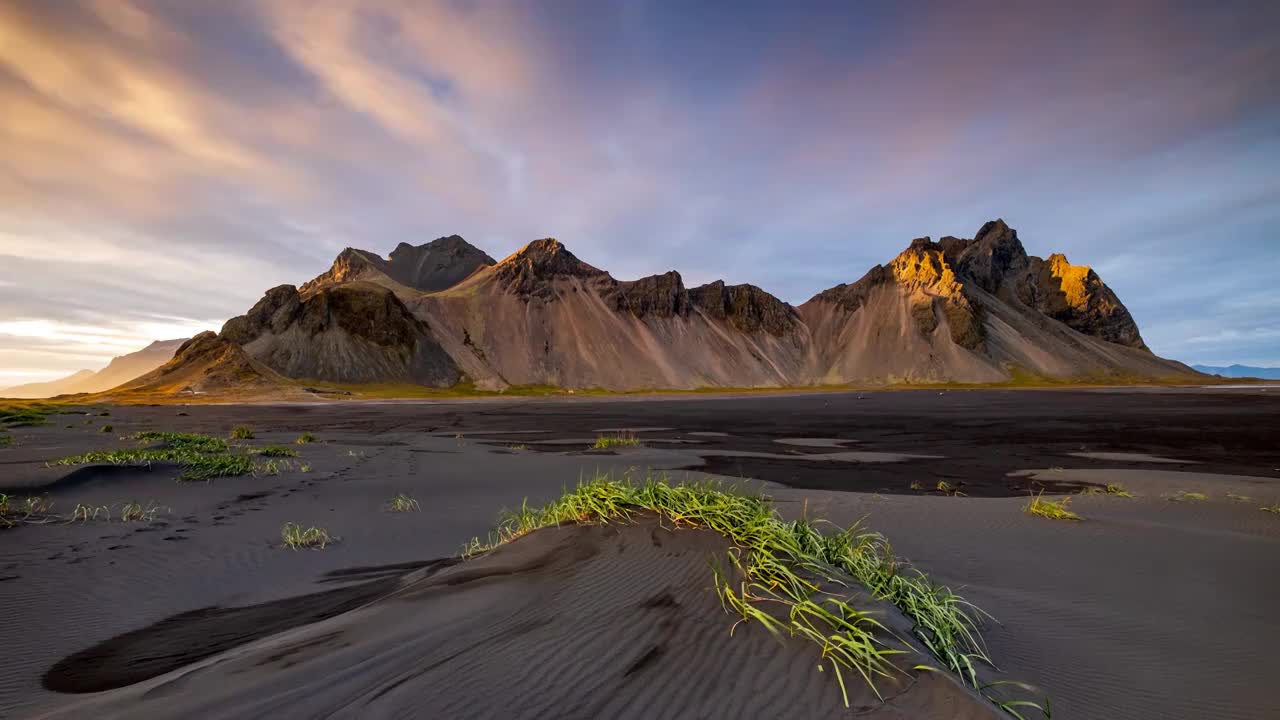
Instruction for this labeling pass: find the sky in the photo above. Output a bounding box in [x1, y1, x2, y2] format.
[1, 0, 1278, 386]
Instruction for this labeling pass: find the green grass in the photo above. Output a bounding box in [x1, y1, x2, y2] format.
[281, 522, 333, 550]
[230, 425, 255, 440]
[1024, 493, 1081, 521]
[591, 432, 641, 449]
[69, 502, 110, 522]
[0, 433, 11, 448]
[254, 458, 292, 476]
[295, 431, 315, 444]
[254, 445, 299, 458]
[1168, 490, 1208, 502]
[0, 403, 62, 428]
[1080, 483, 1135, 498]
[53, 430, 253, 481]
[99, 424, 113, 433]
[464, 475, 1001, 702]
[1225, 492, 1252, 502]
[132, 431, 229, 453]
[936, 480, 965, 496]
[509, 443, 529, 451]
[1260, 503, 1280, 514]
[386, 493, 421, 512]
[0, 494, 55, 528]
[120, 500, 165, 523]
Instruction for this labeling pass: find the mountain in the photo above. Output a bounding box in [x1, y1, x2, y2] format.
[1191, 364, 1280, 380]
[220, 282, 459, 386]
[300, 235, 496, 295]
[114, 332, 290, 396]
[799, 220, 1190, 384]
[1, 339, 187, 398]
[111, 223, 1199, 397]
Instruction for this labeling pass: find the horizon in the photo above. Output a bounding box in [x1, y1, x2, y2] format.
[2, 1, 1279, 386]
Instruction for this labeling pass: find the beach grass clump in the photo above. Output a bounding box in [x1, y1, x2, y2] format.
[99, 424, 113, 433]
[53, 430, 253, 482]
[69, 503, 110, 522]
[1225, 492, 1252, 502]
[119, 500, 165, 523]
[0, 403, 57, 428]
[132, 431, 229, 453]
[295, 431, 315, 444]
[1260, 503, 1280, 515]
[254, 445, 299, 458]
[936, 480, 965, 497]
[1080, 483, 1135, 498]
[591, 432, 641, 450]
[1024, 493, 1081, 521]
[254, 458, 292, 476]
[281, 522, 333, 550]
[1168, 490, 1208, 502]
[387, 494, 421, 512]
[509, 443, 529, 451]
[230, 425, 255, 440]
[0, 433, 11, 448]
[465, 474, 996, 702]
[0, 494, 56, 528]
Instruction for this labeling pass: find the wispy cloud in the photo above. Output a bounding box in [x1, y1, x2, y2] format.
[1, 0, 1278, 384]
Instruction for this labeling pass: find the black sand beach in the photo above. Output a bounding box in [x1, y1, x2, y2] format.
[2, 387, 1278, 719]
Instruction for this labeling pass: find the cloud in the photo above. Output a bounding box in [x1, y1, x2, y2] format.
[1, 0, 1278, 383]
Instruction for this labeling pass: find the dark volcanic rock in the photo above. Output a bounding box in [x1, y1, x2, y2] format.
[220, 283, 460, 386]
[384, 236, 496, 292]
[613, 272, 690, 318]
[689, 281, 800, 335]
[301, 237, 495, 296]
[492, 239, 611, 301]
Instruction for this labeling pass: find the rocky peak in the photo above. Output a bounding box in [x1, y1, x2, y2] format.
[385, 235, 496, 292]
[690, 280, 799, 336]
[493, 239, 610, 300]
[1028, 252, 1147, 349]
[299, 248, 386, 295]
[613, 271, 690, 319]
[954, 219, 1030, 294]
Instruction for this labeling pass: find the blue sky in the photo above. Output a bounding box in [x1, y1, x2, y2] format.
[1, 0, 1278, 385]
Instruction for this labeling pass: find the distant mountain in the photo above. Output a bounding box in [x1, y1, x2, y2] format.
[1, 339, 187, 398]
[115, 222, 1201, 397]
[1191, 364, 1280, 380]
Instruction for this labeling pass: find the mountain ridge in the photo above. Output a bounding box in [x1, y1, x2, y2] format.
[109, 220, 1199, 396]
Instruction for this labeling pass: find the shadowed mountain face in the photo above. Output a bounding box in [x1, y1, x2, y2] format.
[300, 236, 495, 295]
[1, 339, 187, 398]
[112, 220, 1197, 396]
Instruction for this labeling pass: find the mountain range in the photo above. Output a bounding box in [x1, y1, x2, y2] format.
[1190, 364, 1280, 380]
[108, 219, 1196, 397]
[0, 339, 187, 399]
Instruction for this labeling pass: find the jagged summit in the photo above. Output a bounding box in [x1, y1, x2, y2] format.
[689, 281, 800, 336]
[108, 218, 1191, 396]
[491, 239, 610, 300]
[302, 236, 495, 295]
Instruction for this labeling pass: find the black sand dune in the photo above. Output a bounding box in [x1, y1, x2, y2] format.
[1, 387, 1277, 719]
[36, 516, 998, 719]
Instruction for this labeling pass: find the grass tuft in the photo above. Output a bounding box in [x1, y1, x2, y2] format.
[230, 425, 255, 440]
[0, 494, 56, 528]
[254, 445, 299, 458]
[119, 500, 165, 523]
[1168, 490, 1208, 502]
[936, 480, 965, 497]
[1080, 483, 1135, 498]
[387, 493, 421, 512]
[99, 424, 113, 433]
[1225, 492, 1252, 503]
[591, 432, 641, 449]
[1260, 503, 1280, 514]
[281, 522, 332, 550]
[53, 430, 254, 482]
[509, 443, 529, 451]
[465, 474, 999, 702]
[295, 431, 315, 444]
[1024, 492, 1081, 521]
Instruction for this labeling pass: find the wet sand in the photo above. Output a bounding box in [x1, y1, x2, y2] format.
[1, 387, 1278, 719]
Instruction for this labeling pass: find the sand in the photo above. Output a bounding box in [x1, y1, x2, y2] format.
[2, 387, 1278, 719]
[34, 516, 1000, 719]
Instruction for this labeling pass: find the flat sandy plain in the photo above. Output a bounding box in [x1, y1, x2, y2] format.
[1, 387, 1278, 719]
